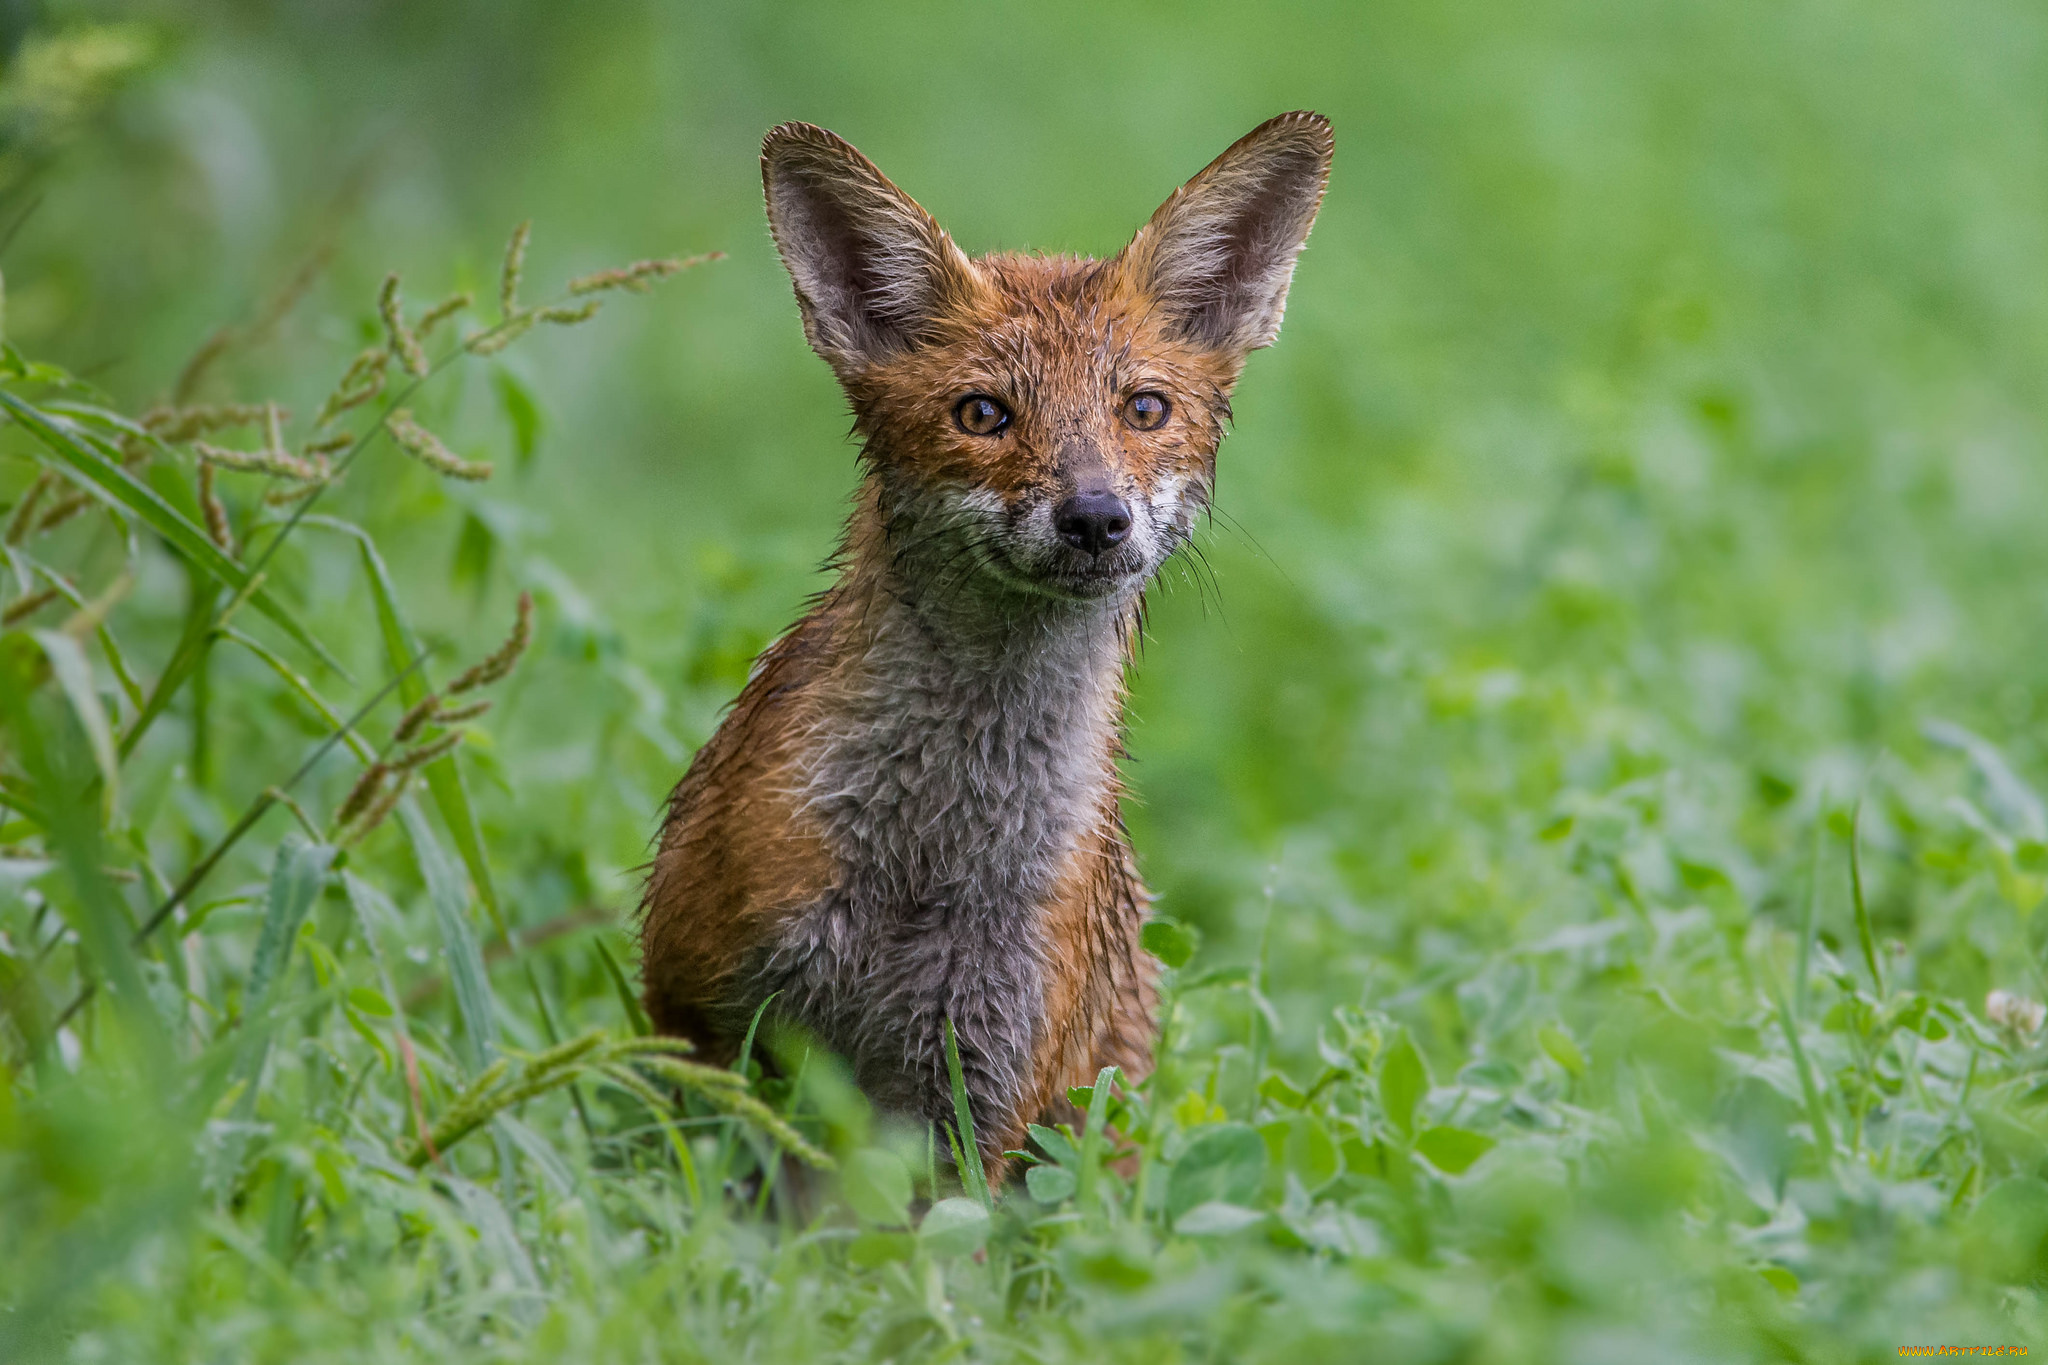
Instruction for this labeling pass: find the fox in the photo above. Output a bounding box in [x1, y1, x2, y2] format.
[639, 111, 1332, 1179]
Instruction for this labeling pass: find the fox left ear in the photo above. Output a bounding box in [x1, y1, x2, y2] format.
[1119, 111, 1333, 358]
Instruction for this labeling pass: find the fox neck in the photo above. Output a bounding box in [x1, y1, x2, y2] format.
[808, 482, 1139, 890]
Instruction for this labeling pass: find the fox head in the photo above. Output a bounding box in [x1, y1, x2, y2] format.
[762, 113, 1332, 608]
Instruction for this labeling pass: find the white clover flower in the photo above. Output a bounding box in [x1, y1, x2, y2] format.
[1986, 989, 2046, 1036]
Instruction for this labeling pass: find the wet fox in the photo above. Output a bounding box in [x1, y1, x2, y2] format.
[640, 112, 1332, 1176]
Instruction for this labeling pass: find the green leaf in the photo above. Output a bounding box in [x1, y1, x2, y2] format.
[1140, 917, 1199, 969]
[918, 1196, 990, 1256]
[843, 1148, 912, 1226]
[1279, 1114, 1342, 1187]
[0, 640, 156, 1043]
[398, 799, 497, 1069]
[0, 390, 339, 671]
[451, 513, 495, 595]
[1166, 1123, 1266, 1221]
[1025, 1163, 1077, 1204]
[346, 986, 394, 1018]
[1259, 1071, 1308, 1109]
[243, 835, 336, 1011]
[1027, 1122, 1079, 1168]
[1538, 1023, 1587, 1078]
[492, 364, 544, 469]
[846, 1231, 915, 1268]
[1758, 1264, 1800, 1297]
[1378, 1029, 1429, 1138]
[1414, 1125, 1496, 1174]
[1175, 1201, 1266, 1236]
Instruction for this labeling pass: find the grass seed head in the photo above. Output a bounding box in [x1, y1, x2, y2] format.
[391, 694, 442, 745]
[338, 776, 407, 847]
[315, 346, 390, 427]
[4, 470, 52, 544]
[379, 273, 429, 377]
[448, 591, 533, 695]
[34, 488, 93, 535]
[391, 729, 463, 773]
[500, 220, 531, 319]
[333, 761, 391, 830]
[536, 300, 602, 326]
[430, 698, 492, 725]
[416, 290, 473, 339]
[1, 582, 62, 626]
[142, 403, 274, 443]
[384, 409, 493, 481]
[172, 326, 236, 405]
[263, 474, 335, 507]
[194, 441, 323, 481]
[568, 257, 688, 296]
[300, 432, 351, 457]
[464, 313, 534, 356]
[198, 462, 233, 554]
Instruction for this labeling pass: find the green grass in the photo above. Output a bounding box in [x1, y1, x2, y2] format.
[4, 1, 2048, 1360]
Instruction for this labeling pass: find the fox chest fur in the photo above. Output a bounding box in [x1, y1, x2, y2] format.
[756, 579, 1126, 1125]
[638, 112, 1331, 1170]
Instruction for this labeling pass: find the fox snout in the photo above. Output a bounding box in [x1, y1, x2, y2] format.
[924, 457, 1192, 605]
[1054, 490, 1131, 557]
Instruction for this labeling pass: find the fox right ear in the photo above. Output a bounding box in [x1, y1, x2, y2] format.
[761, 122, 985, 375]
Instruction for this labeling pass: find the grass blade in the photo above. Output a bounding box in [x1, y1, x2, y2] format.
[1769, 968, 1836, 1161]
[0, 390, 342, 672]
[399, 798, 498, 1070]
[1076, 1064, 1118, 1211]
[1848, 798, 1884, 997]
[942, 1017, 990, 1207]
[1794, 806, 1826, 1019]
[28, 630, 119, 813]
[592, 938, 650, 1036]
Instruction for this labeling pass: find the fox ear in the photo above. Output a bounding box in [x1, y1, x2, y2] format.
[1120, 111, 1333, 358]
[761, 122, 984, 374]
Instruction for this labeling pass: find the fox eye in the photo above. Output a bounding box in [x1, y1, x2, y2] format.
[953, 395, 1011, 436]
[1123, 392, 1171, 431]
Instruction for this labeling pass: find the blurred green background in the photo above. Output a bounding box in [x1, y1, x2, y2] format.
[23, 0, 2048, 995]
[6, 0, 2048, 1358]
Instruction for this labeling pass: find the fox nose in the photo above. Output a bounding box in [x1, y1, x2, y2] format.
[1054, 491, 1133, 556]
